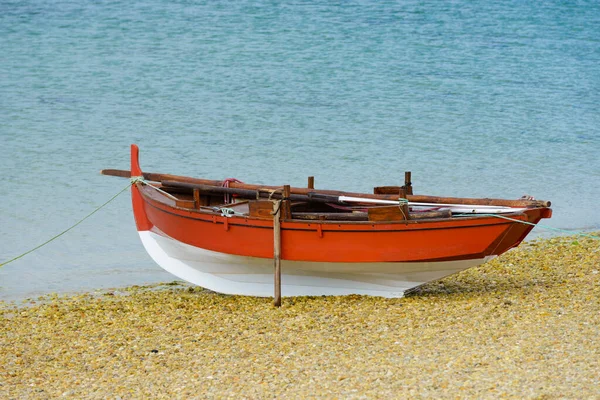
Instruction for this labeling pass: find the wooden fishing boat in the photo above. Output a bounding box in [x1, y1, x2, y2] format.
[102, 145, 552, 301]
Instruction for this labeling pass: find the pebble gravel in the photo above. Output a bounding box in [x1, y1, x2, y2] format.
[1, 234, 599, 399]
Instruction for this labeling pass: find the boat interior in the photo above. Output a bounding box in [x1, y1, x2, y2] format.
[156, 183, 431, 222]
[145, 175, 531, 223]
[100, 168, 550, 223]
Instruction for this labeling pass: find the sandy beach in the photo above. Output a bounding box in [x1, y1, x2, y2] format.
[2, 234, 599, 399]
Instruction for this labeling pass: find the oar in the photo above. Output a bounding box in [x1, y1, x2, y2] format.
[337, 196, 527, 214]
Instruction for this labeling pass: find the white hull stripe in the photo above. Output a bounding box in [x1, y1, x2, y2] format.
[139, 231, 494, 298]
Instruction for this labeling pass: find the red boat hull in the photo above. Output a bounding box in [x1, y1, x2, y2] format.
[136, 183, 546, 263]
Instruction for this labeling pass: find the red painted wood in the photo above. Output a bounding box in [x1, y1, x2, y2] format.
[135, 185, 545, 263]
[128, 144, 550, 263]
[130, 144, 152, 231]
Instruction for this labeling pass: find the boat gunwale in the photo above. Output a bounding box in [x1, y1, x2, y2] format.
[137, 182, 535, 231]
[103, 167, 549, 209]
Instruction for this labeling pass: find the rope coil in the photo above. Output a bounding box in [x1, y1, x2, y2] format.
[220, 207, 245, 218]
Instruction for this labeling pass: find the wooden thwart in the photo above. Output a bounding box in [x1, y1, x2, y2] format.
[249, 201, 274, 218]
[368, 206, 408, 222]
[175, 199, 196, 208]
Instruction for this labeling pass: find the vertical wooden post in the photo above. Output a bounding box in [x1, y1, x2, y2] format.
[399, 188, 410, 221]
[282, 185, 292, 220]
[307, 176, 314, 189]
[272, 184, 291, 307]
[272, 200, 282, 307]
[404, 171, 413, 195]
[193, 189, 201, 209]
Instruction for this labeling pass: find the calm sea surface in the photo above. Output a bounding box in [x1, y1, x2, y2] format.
[1, 0, 599, 301]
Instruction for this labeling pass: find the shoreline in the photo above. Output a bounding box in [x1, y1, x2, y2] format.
[2, 228, 598, 304]
[2, 234, 599, 398]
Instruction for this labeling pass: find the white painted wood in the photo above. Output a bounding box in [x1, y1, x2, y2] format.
[139, 230, 494, 298]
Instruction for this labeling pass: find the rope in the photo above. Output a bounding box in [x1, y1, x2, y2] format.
[398, 198, 409, 220]
[270, 197, 292, 216]
[134, 177, 179, 200]
[222, 178, 243, 203]
[455, 213, 600, 240]
[271, 199, 282, 217]
[220, 207, 245, 218]
[0, 180, 136, 268]
[268, 188, 283, 200]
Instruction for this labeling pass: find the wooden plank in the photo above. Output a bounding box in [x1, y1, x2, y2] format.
[294, 209, 451, 221]
[175, 199, 196, 208]
[292, 212, 368, 221]
[249, 201, 274, 219]
[101, 169, 135, 179]
[374, 186, 403, 195]
[375, 184, 411, 197]
[368, 205, 409, 222]
[307, 176, 314, 189]
[368, 207, 452, 221]
[409, 209, 452, 220]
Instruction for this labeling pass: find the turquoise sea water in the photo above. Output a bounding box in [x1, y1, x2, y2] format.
[1, 0, 599, 300]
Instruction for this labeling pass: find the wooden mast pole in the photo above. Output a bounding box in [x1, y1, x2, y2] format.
[404, 171, 413, 195]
